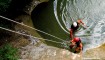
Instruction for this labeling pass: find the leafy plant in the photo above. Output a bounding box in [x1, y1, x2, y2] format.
[0, 0, 12, 13]
[0, 44, 18, 60]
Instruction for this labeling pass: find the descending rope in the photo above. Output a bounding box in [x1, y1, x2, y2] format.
[0, 15, 65, 42]
[0, 26, 63, 44]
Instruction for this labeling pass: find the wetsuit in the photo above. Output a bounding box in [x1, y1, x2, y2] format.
[69, 37, 83, 53]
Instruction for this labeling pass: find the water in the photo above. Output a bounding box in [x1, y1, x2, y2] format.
[31, 1, 69, 48]
[32, 0, 105, 52]
[54, 0, 105, 52]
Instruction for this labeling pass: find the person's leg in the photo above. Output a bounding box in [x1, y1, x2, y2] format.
[70, 29, 74, 39]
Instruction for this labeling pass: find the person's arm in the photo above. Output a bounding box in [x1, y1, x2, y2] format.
[78, 20, 87, 29]
[79, 20, 84, 25]
[70, 39, 73, 42]
[70, 39, 76, 46]
[81, 24, 87, 29]
[80, 43, 83, 50]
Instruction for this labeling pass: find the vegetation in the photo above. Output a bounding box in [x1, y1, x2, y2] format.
[0, 0, 12, 13]
[0, 44, 18, 60]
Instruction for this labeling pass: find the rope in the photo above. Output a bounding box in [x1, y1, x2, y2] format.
[0, 26, 63, 44]
[0, 15, 65, 42]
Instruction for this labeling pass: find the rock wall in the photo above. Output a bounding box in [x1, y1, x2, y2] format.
[19, 38, 82, 60]
[83, 44, 105, 59]
[24, 0, 49, 15]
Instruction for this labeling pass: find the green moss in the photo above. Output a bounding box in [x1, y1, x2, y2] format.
[0, 44, 18, 60]
[0, 0, 12, 13]
[40, 0, 49, 2]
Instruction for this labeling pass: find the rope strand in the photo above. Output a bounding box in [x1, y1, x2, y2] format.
[0, 26, 63, 44]
[0, 15, 65, 42]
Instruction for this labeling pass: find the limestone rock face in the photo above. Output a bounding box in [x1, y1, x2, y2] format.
[83, 44, 105, 60]
[19, 43, 82, 60]
[24, 0, 49, 15]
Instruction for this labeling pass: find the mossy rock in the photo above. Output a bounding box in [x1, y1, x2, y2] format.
[40, 0, 49, 2]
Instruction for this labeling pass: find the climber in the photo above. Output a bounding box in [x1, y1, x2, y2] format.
[70, 19, 87, 39]
[69, 37, 83, 53]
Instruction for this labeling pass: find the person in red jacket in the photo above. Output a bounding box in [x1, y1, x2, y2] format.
[69, 37, 83, 53]
[70, 19, 87, 39]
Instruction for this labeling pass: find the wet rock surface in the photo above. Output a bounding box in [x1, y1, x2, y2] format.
[19, 38, 82, 60]
[24, 0, 49, 15]
[83, 44, 105, 60]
